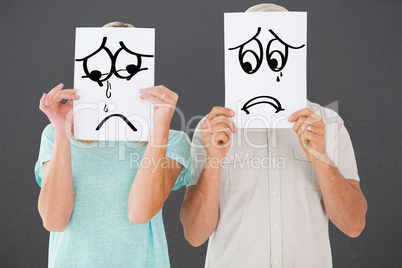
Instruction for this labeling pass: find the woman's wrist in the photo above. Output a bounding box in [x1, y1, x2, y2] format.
[151, 124, 170, 146]
[54, 131, 71, 145]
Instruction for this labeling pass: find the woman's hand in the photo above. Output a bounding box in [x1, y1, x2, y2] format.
[139, 85, 178, 133]
[39, 83, 80, 138]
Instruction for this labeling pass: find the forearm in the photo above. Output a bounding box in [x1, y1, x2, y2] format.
[313, 156, 367, 237]
[38, 133, 74, 232]
[181, 159, 221, 247]
[128, 128, 169, 223]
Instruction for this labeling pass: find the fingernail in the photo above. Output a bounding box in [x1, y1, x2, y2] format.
[288, 116, 293, 121]
[59, 83, 63, 87]
[230, 110, 235, 116]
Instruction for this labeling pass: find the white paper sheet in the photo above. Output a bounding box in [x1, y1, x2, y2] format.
[225, 12, 307, 128]
[73, 27, 155, 141]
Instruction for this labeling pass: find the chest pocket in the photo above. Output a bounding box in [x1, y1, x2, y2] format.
[220, 147, 254, 191]
[293, 146, 321, 191]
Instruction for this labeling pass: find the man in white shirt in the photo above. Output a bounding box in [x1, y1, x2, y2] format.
[180, 4, 367, 268]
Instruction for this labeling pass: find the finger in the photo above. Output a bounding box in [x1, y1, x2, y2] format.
[211, 122, 233, 135]
[289, 108, 320, 122]
[47, 83, 64, 100]
[293, 116, 307, 133]
[39, 93, 50, 113]
[298, 123, 325, 136]
[140, 86, 177, 103]
[304, 115, 323, 126]
[203, 122, 233, 135]
[140, 92, 166, 105]
[140, 91, 175, 105]
[301, 130, 321, 143]
[210, 131, 231, 148]
[212, 115, 237, 133]
[207, 107, 235, 120]
[54, 91, 80, 103]
[65, 99, 74, 108]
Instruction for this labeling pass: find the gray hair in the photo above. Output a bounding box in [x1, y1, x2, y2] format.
[246, 3, 288, 12]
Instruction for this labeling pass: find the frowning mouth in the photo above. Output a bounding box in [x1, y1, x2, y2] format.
[241, 96, 284, 114]
[95, 114, 137, 132]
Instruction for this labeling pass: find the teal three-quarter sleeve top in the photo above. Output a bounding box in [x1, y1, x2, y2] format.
[34, 124, 191, 268]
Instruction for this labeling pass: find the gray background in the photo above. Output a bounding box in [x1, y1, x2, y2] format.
[1, 0, 401, 267]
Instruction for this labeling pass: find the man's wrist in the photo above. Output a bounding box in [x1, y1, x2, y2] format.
[310, 152, 333, 168]
[205, 155, 226, 170]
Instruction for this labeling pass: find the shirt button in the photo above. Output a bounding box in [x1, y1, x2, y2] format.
[229, 155, 234, 161]
[273, 189, 278, 195]
[273, 259, 279, 265]
[272, 157, 276, 163]
[274, 223, 279, 228]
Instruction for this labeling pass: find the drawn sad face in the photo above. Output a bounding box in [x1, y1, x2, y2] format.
[225, 12, 307, 128]
[73, 28, 155, 141]
[76, 37, 153, 132]
[229, 27, 305, 115]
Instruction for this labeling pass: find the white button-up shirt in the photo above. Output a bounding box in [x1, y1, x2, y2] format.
[188, 101, 360, 268]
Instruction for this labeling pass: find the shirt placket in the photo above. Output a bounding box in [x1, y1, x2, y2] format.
[268, 128, 282, 268]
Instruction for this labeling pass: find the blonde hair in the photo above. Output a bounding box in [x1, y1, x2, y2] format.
[72, 21, 137, 144]
[245, 3, 288, 12]
[102, 21, 135, 28]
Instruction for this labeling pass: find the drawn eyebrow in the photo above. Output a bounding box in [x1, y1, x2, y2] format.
[117, 41, 154, 58]
[268, 29, 305, 50]
[75, 37, 111, 61]
[228, 27, 262, 51]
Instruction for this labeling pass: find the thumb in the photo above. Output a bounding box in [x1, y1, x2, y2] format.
[65, 99, 74, 108]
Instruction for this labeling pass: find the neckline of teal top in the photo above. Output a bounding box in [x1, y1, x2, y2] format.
[69, 138, 147, 149]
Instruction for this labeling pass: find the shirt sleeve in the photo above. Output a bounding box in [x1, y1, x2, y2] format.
[333, 121, 360, 181]
[166, 130, 192, 190]
[322, 108, 360, 182]
[34, 124, 56, 187]
[188, 116, 208, 187]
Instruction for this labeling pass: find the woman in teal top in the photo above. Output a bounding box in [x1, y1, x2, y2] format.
[34, 22, 191, 268]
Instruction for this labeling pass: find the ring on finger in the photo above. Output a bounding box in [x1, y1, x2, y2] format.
[160, 93, 165, 101]
[307, 124, 312, 132]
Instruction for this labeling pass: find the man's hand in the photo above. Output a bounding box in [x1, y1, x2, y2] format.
[201, 107, 237, 159]
[289, 108, 327, 163]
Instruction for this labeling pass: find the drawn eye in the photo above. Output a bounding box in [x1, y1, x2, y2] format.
[265, 29, 306, 74]
[266, 39, 287, 72]
[85, 49, 113, 82]
[229, 27, 263, 75]
[113, 41, 153, 81]
[75, 37, 114, 87]
[239, 43, 262, 74]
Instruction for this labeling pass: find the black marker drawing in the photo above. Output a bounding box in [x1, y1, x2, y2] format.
[241, 95, 284, 114]
[75, 37, 154, 87]
[229, 27, 305, 115]
[96, 114, 137, 132]
[106, 80, 112, 98]
[228, 27, 305, 82]
[228, 27, 263, 74]
[76, 37, 153, 133]
[266, 29, 305, 82]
